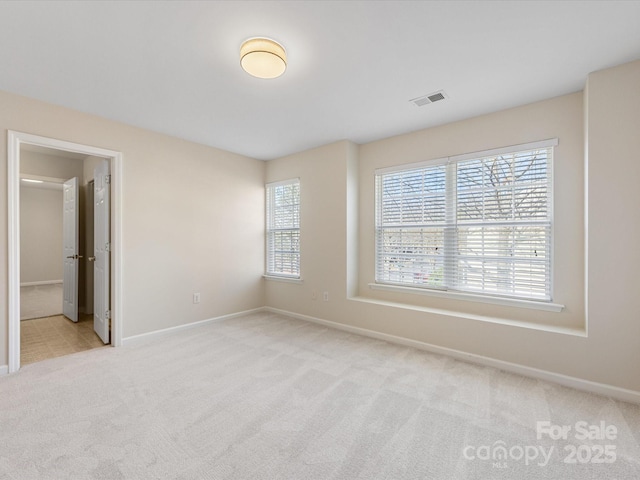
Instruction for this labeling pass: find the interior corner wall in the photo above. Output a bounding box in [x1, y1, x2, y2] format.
[0, 89, 266, 367]
[265, 140, 355, 318]
[264, 59, 640, 394]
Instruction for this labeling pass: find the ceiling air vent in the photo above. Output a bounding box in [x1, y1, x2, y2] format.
[410, 90, 447, 107]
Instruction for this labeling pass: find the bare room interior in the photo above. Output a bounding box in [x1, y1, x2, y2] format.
[1, 1, 639, 479]
[19, 145, 110, 364]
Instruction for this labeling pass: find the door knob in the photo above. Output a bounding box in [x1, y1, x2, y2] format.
[88, 256, 96, 262]
[66, 254, 83, 260]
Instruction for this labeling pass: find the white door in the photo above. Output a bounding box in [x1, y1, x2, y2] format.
[93, 160, 110, 344]
[62, 177, 79, 322]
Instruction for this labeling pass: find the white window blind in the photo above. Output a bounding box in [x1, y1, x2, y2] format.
[266, 179, 300, 278]
[375, 140, 555, 302]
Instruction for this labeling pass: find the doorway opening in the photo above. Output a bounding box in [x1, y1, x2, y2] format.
[19, 147, 108, 363]
[8, 131, 123, 373]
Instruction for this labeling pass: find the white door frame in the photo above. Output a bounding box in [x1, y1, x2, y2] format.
[7, 130, 123, 373]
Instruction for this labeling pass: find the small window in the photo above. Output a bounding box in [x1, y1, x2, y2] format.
[266, 179, 300, 278]
[375, 139, 556, 302]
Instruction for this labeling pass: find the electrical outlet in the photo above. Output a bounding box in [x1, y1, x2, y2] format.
[323, 291, 329, 302]
[193, 292, 200, 304]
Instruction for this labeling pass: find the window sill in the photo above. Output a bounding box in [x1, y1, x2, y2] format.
[264, 275, 303, 284]
[349, 296, 584, 337]
[368, 283, 564, 312]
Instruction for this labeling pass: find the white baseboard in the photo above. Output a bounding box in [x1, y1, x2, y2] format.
[263, 307, 640, 405]
[122, 308, 264, 347]
[0, 365, 8, 376]
[20, 280, 63, 287]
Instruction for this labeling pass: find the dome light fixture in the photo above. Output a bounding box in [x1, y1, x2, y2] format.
[240, 37, 287, 79]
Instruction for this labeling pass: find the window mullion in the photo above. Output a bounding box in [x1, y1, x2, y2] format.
[443, 162, 457, 289]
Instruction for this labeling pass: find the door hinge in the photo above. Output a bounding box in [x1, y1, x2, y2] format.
[105, 175, 111, 184]
[105, 242, 111, 252]
[105, 310, 111, 320]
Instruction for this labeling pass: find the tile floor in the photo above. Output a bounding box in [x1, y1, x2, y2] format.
[21, 314, 108, 365]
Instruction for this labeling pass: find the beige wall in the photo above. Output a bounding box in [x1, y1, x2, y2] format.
[19, 185, 64, 284]
[583, 60, 640, 391]
[0, 90, 266, 366]
[19, 149, 85, 294]
[266, 60, 640, 394]
[21, 150, 84, 180]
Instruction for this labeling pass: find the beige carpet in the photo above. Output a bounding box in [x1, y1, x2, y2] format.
[20, 283, 64, 320]
[1, 311, 639, 479]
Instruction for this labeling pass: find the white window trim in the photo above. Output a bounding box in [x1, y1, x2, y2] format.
[375, 138, 559, 175]
[263, 275, 304, 284]
[374, 138, 559, 308]
[368, 282, 564, 312]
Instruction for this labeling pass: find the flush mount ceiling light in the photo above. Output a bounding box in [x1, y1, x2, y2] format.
[240, 37, 287, 79]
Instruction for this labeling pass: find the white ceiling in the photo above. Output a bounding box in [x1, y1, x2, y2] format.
[1, 1, 639, 160]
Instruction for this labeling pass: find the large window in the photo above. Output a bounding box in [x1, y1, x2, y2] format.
[375, 139, 556, 302]
[266, 179, 300, 278]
